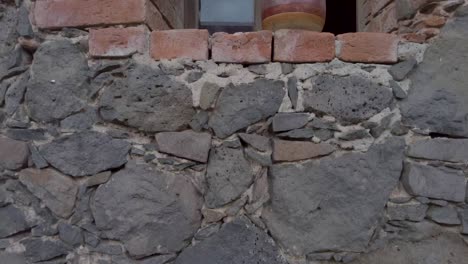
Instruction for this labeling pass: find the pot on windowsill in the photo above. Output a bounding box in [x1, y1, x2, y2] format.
[262, 0, 326, 32]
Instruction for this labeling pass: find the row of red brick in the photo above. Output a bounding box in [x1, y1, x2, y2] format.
[89, 28, 399, 64]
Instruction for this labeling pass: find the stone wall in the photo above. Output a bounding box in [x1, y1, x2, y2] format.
[1, 1, 468, 264]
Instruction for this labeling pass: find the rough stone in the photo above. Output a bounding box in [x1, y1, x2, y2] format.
[156, 131, 212, 163]
[175, 218, 287, 264]
[58, 223, 83, 247]
[426, 206, 461, 225]
[348, 233, 468, 264]
[199, 82, 221, 110]
[401, 8, 468, 137]
[25, 40, 90, 122]
[92, 163, 203, 258]
[272, 113, 309, 132]
[407, 138, 468, 163]
[4, 71, 29, 116]
[238, 133, 271, 152]
[0, 3, 18, 56]
[390, 80, 408, 99]
[99, 63, 195, 132]
[60, 107, 98, 131]
[0, 253, 27, 264]
[209, 79, 285, 138]
[0, 136, 29, 170]
[0, 205, 31, 238]
[140, 254, 177, 264]
[402, 163, 466, 202]
[19, 168, 78, 218]
[39, 131, 130, 177]
[244, 147, 272, 166]
[21, 238, 70, 263]
[338, 129, 372, 141]
[386, 201, 428, 222]
[303, 75, 393, 124]
[17, 5, 34, 38]
[263, 138, 405, 255]
[194, 224, 221, 241]
[287, 77, 299, 109]
[272, 140, 335, 162]
[388, 57, 417, 81]
[86, 171, 112, 187]
[277, 128, 316, 140]
[29, 144, 48, 169]
[205, 146, 253, 208]
[462, 207, 468, 234]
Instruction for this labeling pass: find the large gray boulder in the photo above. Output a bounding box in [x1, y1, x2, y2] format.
[209, 79, 285, 138]
[401, 6, 468, 137]
[19, 168, 78, 218]
[303, 75, 393, 124]
[99, 63, 195, 132]
[205, 146, 254, 208]
[39, 131, 130, 177]
[407, 138, 468, 163]
[263, 138, 405, 256]
[175, 218, 287, 264]
[92, 163, 203, 259]
[25, 40, 90, 122]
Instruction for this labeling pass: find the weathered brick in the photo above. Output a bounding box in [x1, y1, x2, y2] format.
[33, 0, 164, 30]
[273, 30, 335, 63]
[89, 27, 147, 58]
[150, 29, 209, 61]
[211, 31, 272, 64]
[337, 32, 399, 64]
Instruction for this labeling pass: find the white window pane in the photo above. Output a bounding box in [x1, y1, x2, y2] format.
[200, 0, 254, 25]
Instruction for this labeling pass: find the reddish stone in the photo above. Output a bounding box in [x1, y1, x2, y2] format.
[33, 0, 162, 29]
[402, 33, 427, 43]
[337, 32, 399, 64]
[89, 27, 147, 58]
[150, 29, 209, 61]
[211, 31, 273, 64]
[273, 30, 335, 63]
[423, 15, 447, 27]
[272, 140, 335, 162]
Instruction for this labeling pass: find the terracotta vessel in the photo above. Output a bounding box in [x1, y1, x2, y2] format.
[262, 0, 326, 32]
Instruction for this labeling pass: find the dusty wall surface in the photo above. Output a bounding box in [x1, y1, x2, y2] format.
[1, 1, 468, 264]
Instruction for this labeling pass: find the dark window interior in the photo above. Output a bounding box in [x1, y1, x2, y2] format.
[323, 0, 357, 34]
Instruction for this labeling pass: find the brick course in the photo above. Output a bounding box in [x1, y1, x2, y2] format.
[89, 27, 147, 58]
[337, 32, 399, 64]
[150, 29, 209, 61]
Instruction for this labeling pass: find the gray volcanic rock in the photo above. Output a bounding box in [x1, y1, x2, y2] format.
[25, 40, 90, 122]
[156, 131, 212, 163]
[19, 168, 78, 218]
[386, 201, 428, 222]
[205, 146, 254, 208]
[175, 218, 287, 264]
[0, 2, 18, 56]
[92, 163, 203, 258]
[263, 138, 405, 255]
[272, 113, 309, 132]
[99, 63, 195, 132]
[303, 75, 393, 124]
[426, 206, 461, 225]
[39, 131, 130, 177]
[407, 138, 468, 163]
[0, 136, 29, 170]
[209, 79, 285, 138]
[238, 133, 271, 152]
[388, 57, 417, 81]
[272, 140, 335, 162]
[402, 163, 466, 202]
[401, 7, 468, 137]
[21, 238, 70, 263]
[0, 205, 31, 238]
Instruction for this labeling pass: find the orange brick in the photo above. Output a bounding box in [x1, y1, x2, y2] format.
[150, 29, 209, 61]
[34, 0, 164, 30]
[89, 27, 147, 58]
[337, 33, 399, 64]
[273, 30, 335, 63]
[211, 31, 272, 64]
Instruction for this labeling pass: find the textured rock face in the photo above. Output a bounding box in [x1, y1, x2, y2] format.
[272, 140, 335, 162]
[263, 138, 405, 255]
[209, 79, 285, 138]
[0, 3, 18, 56]
[205, 146, 254, 208]
[92, 163, 203, 258]
[407, 138, 468, 163]
[175, 218, 287, 264]
[402, 7, 468, 137]
[0, 136, 29, 170]
[19, 168, 78, 218]
[303, 75, 393, 124]
[99, 63, 195, 132]
[40, 131, 130, 177]
[156, 131, 212, 163]
[402, 163, 466, 202]
[21, 238, 70, 263]
[0, 205, 31, 238]
[25, 40, 90, 122]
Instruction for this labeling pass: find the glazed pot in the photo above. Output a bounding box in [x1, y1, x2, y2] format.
[262, 0, 326, 31]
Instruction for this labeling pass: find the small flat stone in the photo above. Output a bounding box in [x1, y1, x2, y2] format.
[199, 82, 220, 110]
[0, 205, 31, 238]
[0, 136, 29, 170]
[86, 171, 112, 187]
[238, 133, 271, 152]
[407, 138, 468, 163]
[388, 57, 417, 81]
[386, 201, 428, 222]
[156, 131, 212, 163]
[426, 206, 461, 225]
[244, 147, 272, 166]
[58, 223, 83, 247]
[272, 113, 309, 132]
[21, 238, 70, 263]
[273, 140, 335, 162]
[390, 80, 408, 99]
[287, 77, 299, 109]
[338, 129, 372, 141]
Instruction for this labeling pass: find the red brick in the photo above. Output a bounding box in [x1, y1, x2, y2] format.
[89, 27, 147, 58]
[33, 0, 164, 30]
[211, 31, 272, 64]
[337, 33, 399, 64]
[150, 29, 209, 61]
[273, 30, 335, 63]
